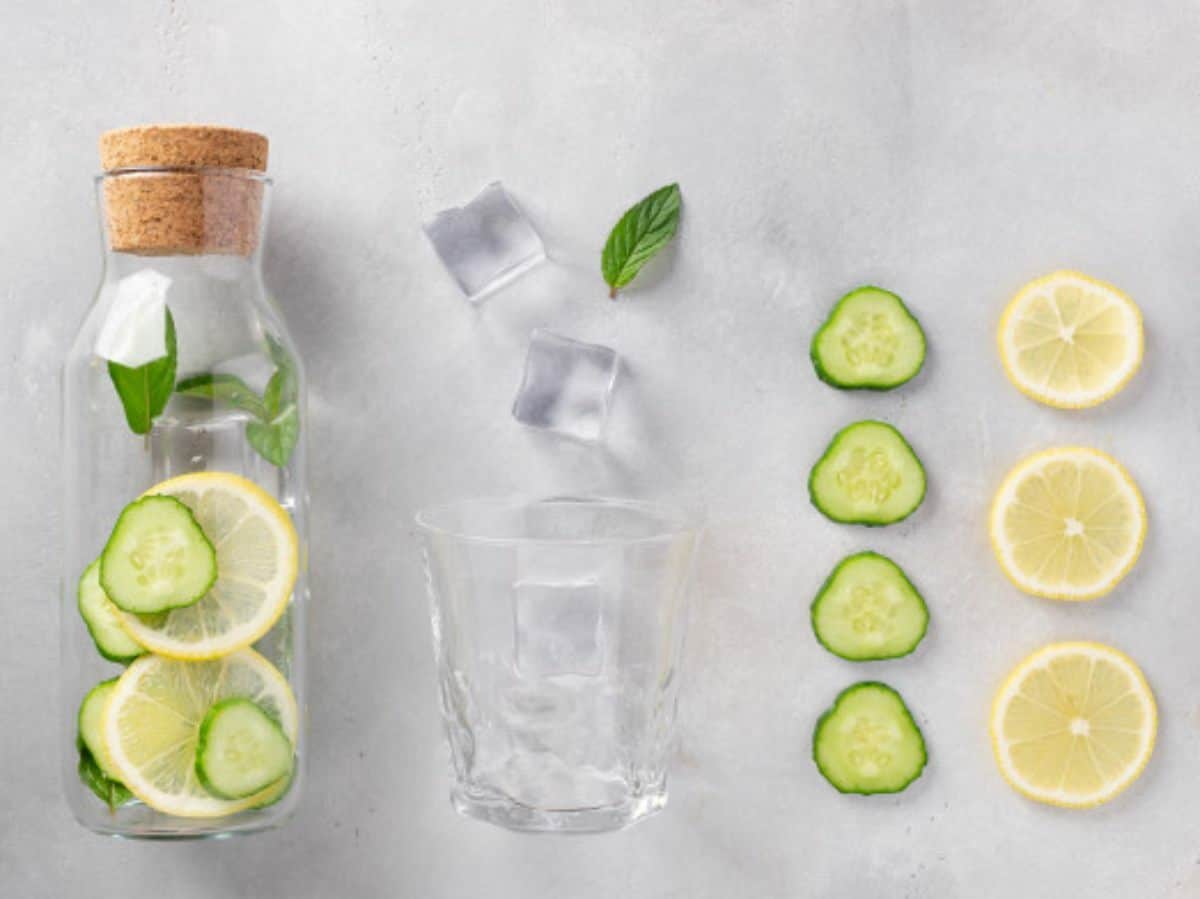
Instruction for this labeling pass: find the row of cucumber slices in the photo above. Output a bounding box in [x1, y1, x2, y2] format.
[807, 287, 930, 796]
[75, 472, 300, 817]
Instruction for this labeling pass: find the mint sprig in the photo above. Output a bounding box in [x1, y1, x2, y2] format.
[601, 183, 681, 298]
[107, 308, 177, 436]
[176, 335, 300, 468]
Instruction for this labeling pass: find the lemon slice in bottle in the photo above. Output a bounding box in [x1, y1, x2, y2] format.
[103, 649, 297, 817]
[116, 472, 299, 660]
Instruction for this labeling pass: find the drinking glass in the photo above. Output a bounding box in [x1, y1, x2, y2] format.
[416, 497, 701, 833]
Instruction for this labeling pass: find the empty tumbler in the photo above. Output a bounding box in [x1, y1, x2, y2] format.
[416, 497, 701, 832]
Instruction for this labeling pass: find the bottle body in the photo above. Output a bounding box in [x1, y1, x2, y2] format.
[62, 169, 307, 837]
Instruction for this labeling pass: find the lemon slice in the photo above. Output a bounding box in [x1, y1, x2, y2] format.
[990, 447, 1146, 600]
[117, 472, 299, 660]
[103, 649, 297, 817]
[991, 642, 1156, 808]
[998, 271, 1143, 408]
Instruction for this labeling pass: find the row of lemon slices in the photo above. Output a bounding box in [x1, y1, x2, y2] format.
[990, 272, 1154, 809]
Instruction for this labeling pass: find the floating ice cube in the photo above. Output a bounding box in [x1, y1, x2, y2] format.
[512, 330, 619, 442]
[422, 182, 546, 301]
[513, 578, 604, 678]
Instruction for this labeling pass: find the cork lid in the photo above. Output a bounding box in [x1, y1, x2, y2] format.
[100, 125, 269, 172]
[99, 124, 270, 256]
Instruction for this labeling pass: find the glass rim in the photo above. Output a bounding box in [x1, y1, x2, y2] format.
[414, 495, 702, 547]
[94, 166, 273, 185]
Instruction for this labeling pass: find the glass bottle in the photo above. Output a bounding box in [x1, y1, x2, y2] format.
[61, 126, 308, 837]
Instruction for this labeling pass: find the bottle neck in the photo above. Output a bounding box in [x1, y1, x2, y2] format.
[103, 250, 263, 286]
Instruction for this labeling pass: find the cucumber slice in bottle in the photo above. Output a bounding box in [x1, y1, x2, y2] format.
[77, 560, 145, 663]
[811, 286, 926, 390]
[811, 552, 929, 661]
[100, 495, 217, 614]
[813, 681, 927, 794]
[195, 698, 294, 800]
[78, 678, 122, 782]
[809, 420, 926, 526]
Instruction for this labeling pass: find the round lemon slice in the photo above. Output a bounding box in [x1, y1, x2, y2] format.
[990, 447, 1146, 601]
[991, 642, 1156, 808]
[998, 271, 1142, 409]
[103, 649, 297, 818]
[117, 472, 299, 660]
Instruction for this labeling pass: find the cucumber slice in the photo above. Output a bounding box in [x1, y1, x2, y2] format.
[195, 698, 293, 800]
[811, 286, 926, 389]
[811, 552, 929, 661]
[813, 681, 927, 794]
[77, 560, 145, 663]
[78, 679, 122, 782]
[809, 420, 926, 525]
[100, 495, 217, 614]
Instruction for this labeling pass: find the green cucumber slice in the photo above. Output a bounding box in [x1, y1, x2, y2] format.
[811, 552, 929, 661]
[77, 560, 145, 663]
[809, 420, 926, 526]
[811, 286, 926, 390]
[78, 679, 122, 782]
[99, 495, 217, 614]
[813, 681, 927, 794]
[195, 698, 293, 800]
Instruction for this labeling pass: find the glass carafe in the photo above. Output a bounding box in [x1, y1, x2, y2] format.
[61, 126, 308, 837]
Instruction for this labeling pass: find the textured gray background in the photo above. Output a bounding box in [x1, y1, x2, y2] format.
[4, 1, 1200, 896]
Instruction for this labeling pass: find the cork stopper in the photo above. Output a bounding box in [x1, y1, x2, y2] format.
[99, 125, 269, 256]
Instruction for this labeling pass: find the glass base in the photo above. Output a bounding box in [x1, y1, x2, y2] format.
[450, 786, 667, 834]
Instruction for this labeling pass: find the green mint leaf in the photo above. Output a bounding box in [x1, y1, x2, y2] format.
[262, 365, 297, 417]
[78, 745, 132, 810]
[246, 404, 299, 467]
[244, 334, 301, 467]
[175, 373, 268, 419]
[107, 307, 177, 435]
[601, 183, 681, 298]
[263, 335, 299, 411]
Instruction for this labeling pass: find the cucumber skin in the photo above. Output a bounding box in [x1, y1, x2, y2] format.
[807, 420, 927, 527]
[99, 495, 218, 614]
[810, 286, 927, 391]
[195, 698, 293, 801]
[811, 552, 929, 662]
[812, 681, 928, 795]
[77, 560, 145, 664]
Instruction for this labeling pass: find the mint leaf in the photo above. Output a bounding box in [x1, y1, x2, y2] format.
[107, 308, 177, 435]
[78, 745, 132, 810]
[246, 404, 299, 467]
[175, 373, 268, 419]
[601, 183, 681, 298]
[246, 335, 301, 467]
[262, 358, 297, 415]
[172, 334, 301, 468]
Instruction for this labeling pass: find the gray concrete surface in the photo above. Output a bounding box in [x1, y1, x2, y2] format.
[4, 0, 1200, 895]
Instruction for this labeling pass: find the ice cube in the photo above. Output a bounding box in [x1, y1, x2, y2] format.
[422, 182, 546, 301]
[513, 578, 604, 678]
[512, 329, 619, 442]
